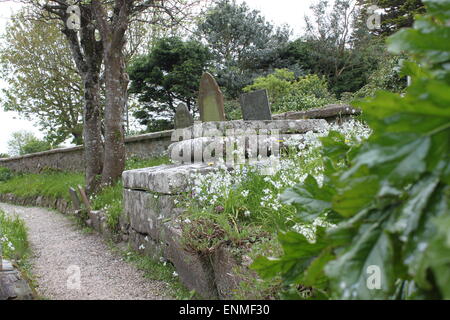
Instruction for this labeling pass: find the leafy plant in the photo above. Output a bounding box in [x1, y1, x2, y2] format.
[0, 210, 29, 262]
[252, 0, 450, 300]
[0, 167, 13, 182]
[244, 70, 335, 112]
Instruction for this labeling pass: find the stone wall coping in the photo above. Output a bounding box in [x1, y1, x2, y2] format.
[0, 130, 175, 163]
[272, 104, 361, 120]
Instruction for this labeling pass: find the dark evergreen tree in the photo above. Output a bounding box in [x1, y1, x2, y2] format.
[195, 0, 294, 98]
[128, 37, 212, 131]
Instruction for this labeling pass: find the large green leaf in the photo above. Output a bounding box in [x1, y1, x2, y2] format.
[281, 175, 334, 221]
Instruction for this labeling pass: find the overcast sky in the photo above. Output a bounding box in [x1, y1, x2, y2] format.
[0, 0, 316, 154]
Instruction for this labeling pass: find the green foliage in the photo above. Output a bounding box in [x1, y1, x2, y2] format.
[0, 171, 84, 202]
[244, 70, 335, 112]
[362, 0, 426, 37]
[0, 167, 13, 182]
[253, 1, 450, 300]
[347, 54, 408, 101]
[0, 153, 9, 158]
[278, 75, 336, 112]
[244, 69, 295, 105]
[224, 99, 242, 120]
[0, 210, 29, 262]
[299, 0, 386, 96]
[195, 0, 293, 98]
[128, 37, 211, 129]
[0, 8, 83, 145]
[7, 131, 54, 156]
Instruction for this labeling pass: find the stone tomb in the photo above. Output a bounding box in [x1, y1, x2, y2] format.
[239, 89, 272, 121]
[121, 119, 328, 299]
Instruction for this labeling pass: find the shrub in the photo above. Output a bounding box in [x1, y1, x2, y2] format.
[244, 70, 336, 113]
[0, 210, 29, 262]
[0, 167, 13, 182]
[252, 0, 450, 300]
[243, 69, 295, 106]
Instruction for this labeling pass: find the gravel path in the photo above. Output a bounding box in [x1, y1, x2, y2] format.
[0, 202, 171, 300]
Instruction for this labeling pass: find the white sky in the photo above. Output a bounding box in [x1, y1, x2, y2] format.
[0, 0, 316, 154]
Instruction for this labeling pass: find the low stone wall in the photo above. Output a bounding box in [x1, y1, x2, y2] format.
[0, 193, 72, 215]
[0, 130, 174, 174]
[122, 163, 244, 299]
[0, 260, 34, 300]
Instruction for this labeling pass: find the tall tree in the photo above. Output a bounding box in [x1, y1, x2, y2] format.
[195, 0, 292, 98]
[7, 131, 53, 156]
[0, 9, 84, 145]
[27, 0, 204, 194]
[360, 0, 425, 36]
[301, 0, 384, 95]
[128, 36, 212, 129]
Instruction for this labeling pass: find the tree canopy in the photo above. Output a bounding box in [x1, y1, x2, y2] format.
[195, 0, 293, 98]
[0, 9, 84, 145]
[128, 36, 212, 131]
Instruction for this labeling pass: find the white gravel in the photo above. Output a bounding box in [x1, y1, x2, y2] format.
[0, 202, 171, 300]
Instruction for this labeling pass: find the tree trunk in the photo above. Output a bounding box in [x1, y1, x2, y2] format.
[83, 74, 104, 194]
[101, 50, 128, 186]
[61, 5, 104, 195]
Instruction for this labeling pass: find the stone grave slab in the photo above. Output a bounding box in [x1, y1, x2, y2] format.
[77, 185, 91, 213]
[69, 187, 81, 210]
[198, 72, 226, 122]
[174, 103, 194, 129]
[239, 89, 272, 121]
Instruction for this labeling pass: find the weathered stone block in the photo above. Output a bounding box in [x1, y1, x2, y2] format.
[211, 246, 244, 300]
[123, 189, 184, 241]
[272, 104, 361, 121]
[128, 228, 164, 261]
[0, 260, 33, 300]
[173, 119, 328, 139]
[163, 223, 218, 299]
[122, 163, 222, 194]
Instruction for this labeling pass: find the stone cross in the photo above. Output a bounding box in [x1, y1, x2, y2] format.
[69, 187, 81, 211]
[174, 103, 194, 129]
[77, 185, 91, 213]
[198, 72, 226, 122]
[239, 89, 272, 121]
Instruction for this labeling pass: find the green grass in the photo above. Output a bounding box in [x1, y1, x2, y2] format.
[0, 209, 39, 298]
[108, 242, 195, 300]
[0, 209, 29, 262]
[0, 171, 84, 202]
[0, 156, 171, 230]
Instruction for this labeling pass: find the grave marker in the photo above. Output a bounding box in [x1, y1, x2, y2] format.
[174, 103, 194, 129]
[69, 187, 81, 211]
[77, 185, 91, 213]
[239, 89, 272, 121]
[198, 72, 226, 122]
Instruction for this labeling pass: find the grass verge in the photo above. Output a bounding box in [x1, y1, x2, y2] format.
[108, 241, 195, 300]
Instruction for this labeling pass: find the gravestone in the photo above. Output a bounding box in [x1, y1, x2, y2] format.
[69, 187, 81, 210]
[198, 72, 226, 122]
[77, 185, 91, 213]
[174, 103, 194, 129]
[239, 89, 272, 121]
